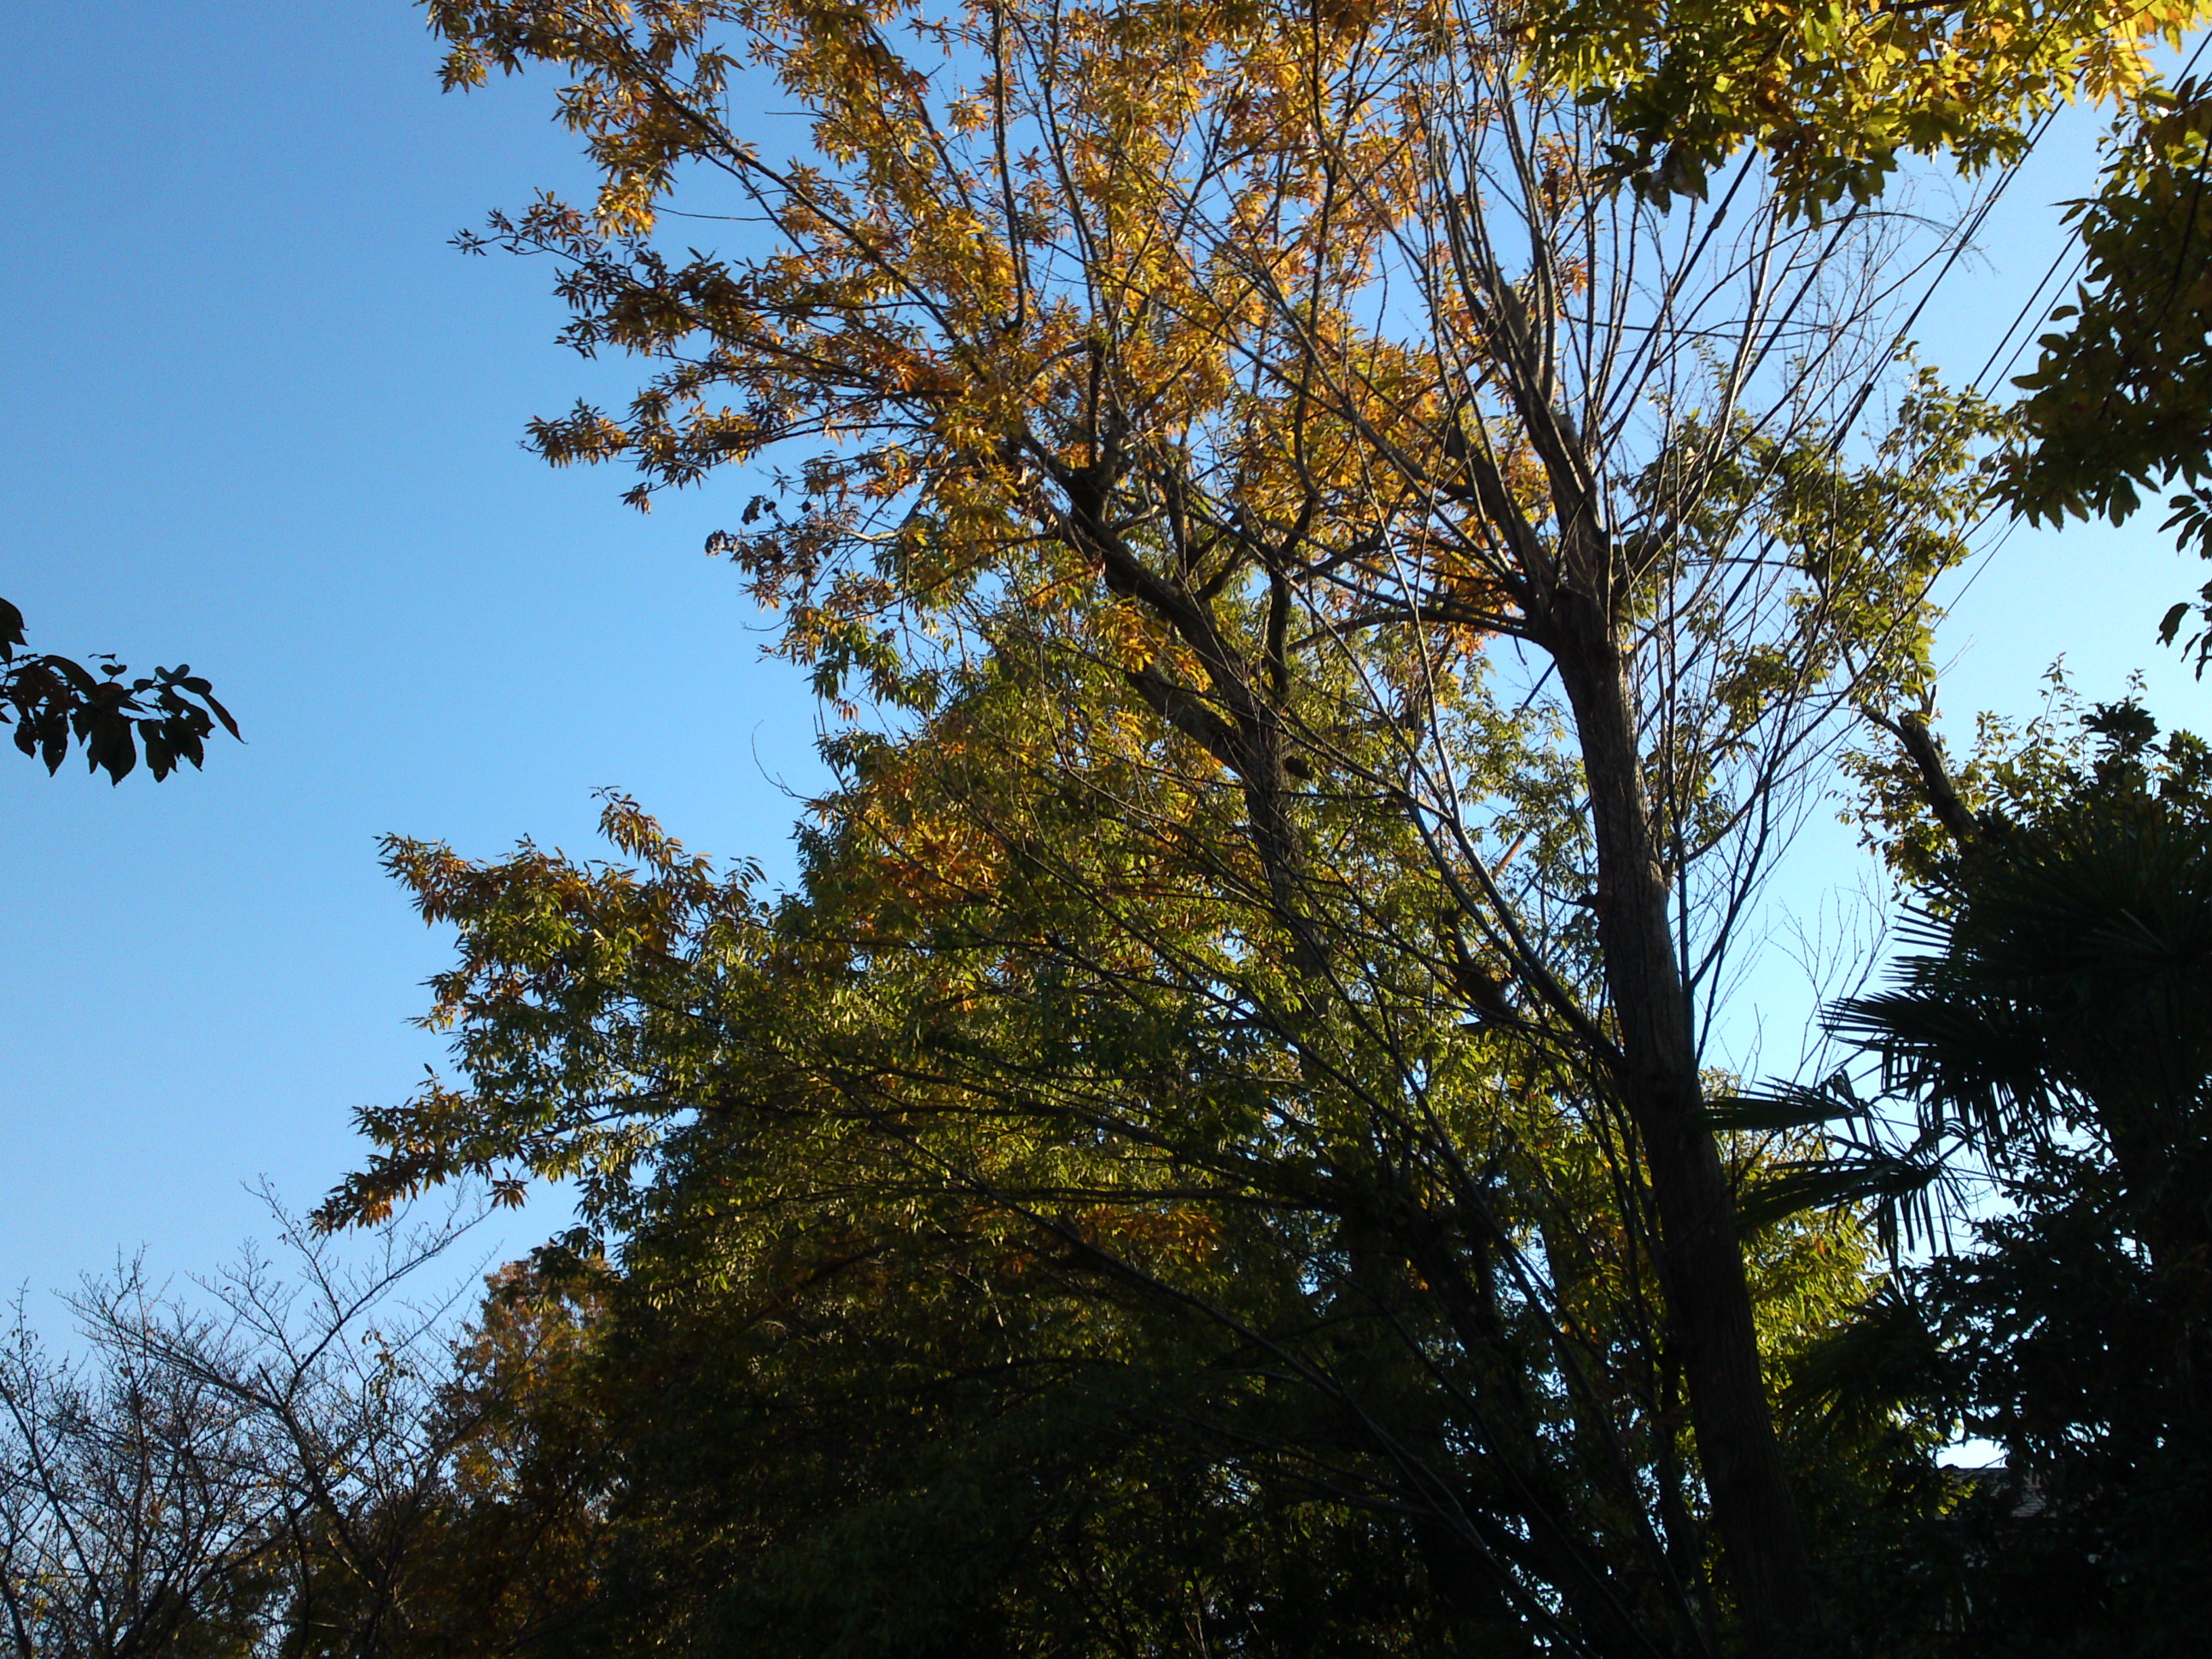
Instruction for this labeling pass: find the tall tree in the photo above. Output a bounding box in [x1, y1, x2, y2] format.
[374, 0, 2006, 1644]
[1791, 698, 2212, 1653]
[332, 738, 1877, 1656]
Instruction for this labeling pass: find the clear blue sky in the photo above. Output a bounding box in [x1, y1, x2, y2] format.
[0, 2, 830, 1304]
[3, 4, 2205, 1311]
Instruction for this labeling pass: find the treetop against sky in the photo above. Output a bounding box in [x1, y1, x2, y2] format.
[1, 0, 2205, 1324]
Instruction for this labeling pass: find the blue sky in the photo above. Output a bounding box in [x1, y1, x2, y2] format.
[0, 2, 831, 1302]
[4, 3, 2206, 1312]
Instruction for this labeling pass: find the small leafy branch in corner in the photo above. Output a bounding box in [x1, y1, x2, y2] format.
[2, 596, 239, 783]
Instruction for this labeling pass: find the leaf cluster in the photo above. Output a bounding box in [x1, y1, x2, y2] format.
[1530, 0, 2209, 213]
[1, 597, 238, 784]
[1998, 80, 2212, 669]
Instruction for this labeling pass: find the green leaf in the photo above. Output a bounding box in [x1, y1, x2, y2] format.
[1736, 1147, 1942, 1235]
[1701, 1091, 1857, 1133]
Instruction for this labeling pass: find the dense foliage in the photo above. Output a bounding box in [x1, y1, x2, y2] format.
[1541, 0, 2209, 210]
[2001, 80, 2212, 671]
[317, 694, 1877, 1656]
[15, 0, 2212, 1651]
[1799, 702, 2212, 1655]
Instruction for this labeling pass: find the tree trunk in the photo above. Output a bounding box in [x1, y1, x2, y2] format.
[1552, 614, 1813, 1652]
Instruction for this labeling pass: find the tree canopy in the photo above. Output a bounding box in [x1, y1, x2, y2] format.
[16, 0, 2212, 1652]
[1806, 697, 2212, 1656]
[324, 0, 2043, 1646]
[1540, 0, 2208, 210]
[2000, 79, 2212, 669]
